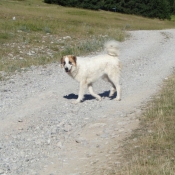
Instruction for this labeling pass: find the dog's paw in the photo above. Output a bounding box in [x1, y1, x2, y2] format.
[72, 100, 81, 104]
[115, 97, 121, 101]
[109, 92, 115, 97]
[109, 89, 116, 97]
[96, 96, 102, 101]
[109, 94, 114, 98]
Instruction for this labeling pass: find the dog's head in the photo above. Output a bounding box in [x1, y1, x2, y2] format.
[61, 55, 77, 73]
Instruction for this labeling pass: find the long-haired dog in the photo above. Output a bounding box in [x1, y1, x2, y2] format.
[61, 40, 121, 104]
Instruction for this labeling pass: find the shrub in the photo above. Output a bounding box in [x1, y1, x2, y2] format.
[44, 0, 173, 20]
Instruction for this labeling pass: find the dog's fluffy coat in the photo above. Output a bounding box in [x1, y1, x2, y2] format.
[61, 40, 121, 103]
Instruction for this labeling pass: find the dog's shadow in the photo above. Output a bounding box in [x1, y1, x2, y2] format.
[64, 91, 117, 101]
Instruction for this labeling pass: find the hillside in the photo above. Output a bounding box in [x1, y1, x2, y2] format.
[0, 0, 175, 79]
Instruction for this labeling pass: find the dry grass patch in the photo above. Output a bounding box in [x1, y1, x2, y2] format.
[113, 74, 175, 175]
[0, 0, 175, 79]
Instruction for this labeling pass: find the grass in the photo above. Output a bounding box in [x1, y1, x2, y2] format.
[1, 1, 175, 173]
[171, 15, 175, 21]
[113, 74, 175, 175]
[0, 0, 175, 79]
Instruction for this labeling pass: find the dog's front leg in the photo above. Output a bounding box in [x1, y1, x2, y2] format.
[72, 81, 87, 104]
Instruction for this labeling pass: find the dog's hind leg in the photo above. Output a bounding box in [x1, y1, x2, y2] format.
[88, 84, 101, 101]
[115, 83, 121, 101]
[102, 75, 116, 97]
[107, 79, 116, 97]
[109, 86, 116, 97]
[108, 74, 121, 101]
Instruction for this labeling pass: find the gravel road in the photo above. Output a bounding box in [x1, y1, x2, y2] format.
[0, 29, 175, 175]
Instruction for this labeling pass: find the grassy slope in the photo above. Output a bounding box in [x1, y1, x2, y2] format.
[1, 1, 175, 174]
[0, 0, 175, 77]
[116, 74, 175, 175]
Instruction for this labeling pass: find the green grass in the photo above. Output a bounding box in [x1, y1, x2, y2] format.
[171, 15, 175, 21]
[1, 0, 175, 173]
[0, 0, 175, 79]
[114, 74, 175, 175]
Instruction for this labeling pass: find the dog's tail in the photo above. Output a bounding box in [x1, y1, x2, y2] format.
[104, 40, 119, 56]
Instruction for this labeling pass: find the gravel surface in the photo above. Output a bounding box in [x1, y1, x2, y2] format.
[0, 29, 175, 175]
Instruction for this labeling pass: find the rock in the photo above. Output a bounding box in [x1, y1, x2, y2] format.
[18, 119, 23, 122]
[0, 169, 4, 174]
[47, 139, 51, 144]
[57, 141, 63, 149]
[51, 127, 58, 135]
[63, 124, 72, 132]
[75, 138, 84, 143]
[63, 36, 71, 40]
[27, 51, 35, 56]
[88, 123, 106, 128]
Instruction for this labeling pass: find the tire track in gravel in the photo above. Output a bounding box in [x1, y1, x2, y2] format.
[0, 29, 175, 175]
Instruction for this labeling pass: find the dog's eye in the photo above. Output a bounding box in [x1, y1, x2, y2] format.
[69, 61, 72, 65]
[63, 61, 65, 65]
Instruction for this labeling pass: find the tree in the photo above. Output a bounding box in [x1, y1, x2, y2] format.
[147, 0, 171, 19]
[44, 0, 173, 19]
[79, 0, 103, 10]
[44, 0, 58, 4]
[167, 0, 175, 13]
[115, 0, 171, 19]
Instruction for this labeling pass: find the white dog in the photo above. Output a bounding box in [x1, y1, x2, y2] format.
[61, 40, 121, 104]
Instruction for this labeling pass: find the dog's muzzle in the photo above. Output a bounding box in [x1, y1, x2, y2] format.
[65, 67, 69, 72]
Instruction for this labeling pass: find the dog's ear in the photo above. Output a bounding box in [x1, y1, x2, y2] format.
[60, 56, 64, 67]
[72, 55, 77, 66]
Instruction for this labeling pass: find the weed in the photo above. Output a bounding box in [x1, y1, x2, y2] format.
[0, 32, 10, 40]
[43, 26, 51, 34]
[114, 74, 175, 175]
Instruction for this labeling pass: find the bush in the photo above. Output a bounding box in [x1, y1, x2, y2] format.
[44, 0, 173, 19]
[44, 0, 58, 4]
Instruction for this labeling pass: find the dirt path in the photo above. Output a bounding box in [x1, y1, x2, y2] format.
[0, 29, 175, 175]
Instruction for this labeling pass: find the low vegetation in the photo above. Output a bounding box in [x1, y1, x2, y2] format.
[0, 0, 175, 79]
[113, 74, 175, 175]
[1, 1, 175, 174]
